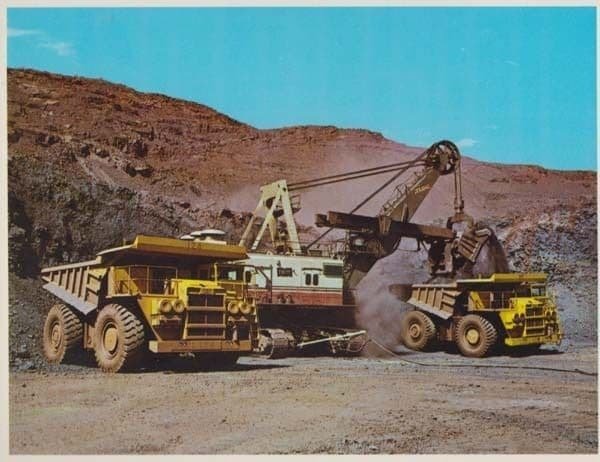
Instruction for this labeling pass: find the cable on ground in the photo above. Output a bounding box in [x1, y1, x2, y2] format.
[367, 338, 596, 377]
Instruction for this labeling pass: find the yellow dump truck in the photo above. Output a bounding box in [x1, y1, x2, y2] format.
[40, 234, 259, 372]
[392, 273, 562, 357]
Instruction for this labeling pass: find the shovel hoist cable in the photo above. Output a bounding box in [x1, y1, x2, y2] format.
[305, 152, 431, 250]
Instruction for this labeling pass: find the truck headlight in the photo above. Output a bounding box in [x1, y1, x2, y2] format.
[159, 299, 173, 314]
[173, 299, 186, 314]
[240, 301, 253, 315]
[228, 301, 240, 315]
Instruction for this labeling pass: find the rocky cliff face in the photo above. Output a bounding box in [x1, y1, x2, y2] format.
[7, 68, 416, 274]
[7, 68, 596, 369]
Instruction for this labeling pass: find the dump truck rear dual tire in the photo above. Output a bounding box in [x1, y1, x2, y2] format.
[43, 304, 83, 364]
[455, 314, 498, 358]
[93, 304, 145, 373]
[400, 310, 437, 351]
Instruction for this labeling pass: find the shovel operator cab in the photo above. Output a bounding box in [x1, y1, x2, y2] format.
[40, 233, 258, 372]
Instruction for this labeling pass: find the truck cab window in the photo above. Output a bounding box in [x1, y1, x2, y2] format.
[531, 285, 546, 296]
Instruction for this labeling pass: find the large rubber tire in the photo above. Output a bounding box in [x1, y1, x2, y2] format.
[400, 310, 437, 351]
[455, 314, 498, 358]
[93, 304, 145, 373]
[42, 304, 83, 364]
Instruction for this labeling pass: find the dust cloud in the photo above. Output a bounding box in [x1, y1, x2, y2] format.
[355, 242, 431, 351]
[224, 184, 261, 213]
[355, 266, 410, 351]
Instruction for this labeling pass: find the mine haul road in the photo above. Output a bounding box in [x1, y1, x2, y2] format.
[9, 343, 597, 454]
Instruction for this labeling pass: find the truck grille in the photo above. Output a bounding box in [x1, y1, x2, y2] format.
[526, 306, 543, 317]
[185, 293, 225, 339]
[525, 304, 546, 336]
[188, 293, 224, 307]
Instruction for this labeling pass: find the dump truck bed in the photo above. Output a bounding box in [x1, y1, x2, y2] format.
[96, 234, 248, 261]
[41, 235, 249, 314]
[41, 258, 107, 314]
[390, 273, 548, 319]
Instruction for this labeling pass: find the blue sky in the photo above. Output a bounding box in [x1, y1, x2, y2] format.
[7, 7, 597, 170]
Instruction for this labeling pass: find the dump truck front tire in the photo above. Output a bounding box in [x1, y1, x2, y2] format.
[93, 304, 145, 373]
[400, 310, 437, 351]
[43, 304, 83, 364]
[455, 314, 498, 358]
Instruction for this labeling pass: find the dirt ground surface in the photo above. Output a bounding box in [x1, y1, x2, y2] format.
[9, 343, 597, 455]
